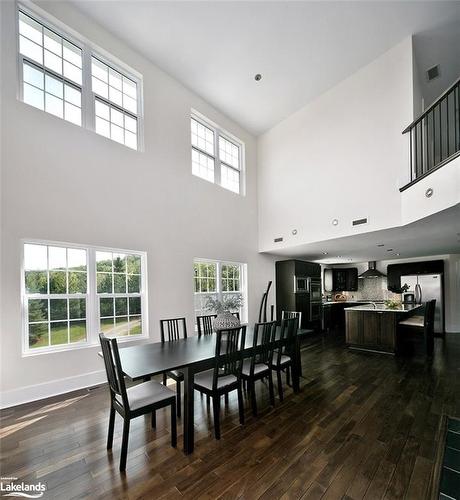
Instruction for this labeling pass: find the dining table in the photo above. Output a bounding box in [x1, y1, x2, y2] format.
[100, 325, 309, 454]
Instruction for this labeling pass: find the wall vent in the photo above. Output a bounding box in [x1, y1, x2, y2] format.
[352, 217, 368, 226]
[274, 237, 283, 243]
[426, 65, 440, 82]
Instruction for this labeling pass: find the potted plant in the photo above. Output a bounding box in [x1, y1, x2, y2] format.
[205, 294, 243, 330]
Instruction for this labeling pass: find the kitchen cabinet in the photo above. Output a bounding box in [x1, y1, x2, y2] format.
[387, 260, 444, 292]
[323, 268, 359, 292]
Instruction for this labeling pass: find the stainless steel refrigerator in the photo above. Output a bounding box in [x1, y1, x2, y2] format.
[400, 274, 444, 333]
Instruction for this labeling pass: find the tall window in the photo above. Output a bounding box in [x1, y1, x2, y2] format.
[191, 114, 244, 194]
[23, 241, 147, 355]
[17, 6, 142, 150]
[193, 259, 247, 321]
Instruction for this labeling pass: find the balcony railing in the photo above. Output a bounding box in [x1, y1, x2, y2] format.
[401, 77, 460, 190]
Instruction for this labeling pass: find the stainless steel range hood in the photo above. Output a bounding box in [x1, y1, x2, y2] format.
[358, 261, 386, 279]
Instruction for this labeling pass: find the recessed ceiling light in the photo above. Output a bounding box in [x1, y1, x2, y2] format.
[337, 255, 342, 258]
[254, 74, 262, 81]
[332, 219, 339, 226]
[322, 252, 328, 255]
[396, 253, 401, 256]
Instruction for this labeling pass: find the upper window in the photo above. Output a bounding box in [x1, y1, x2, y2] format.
[23, 241, 147, 355]
[191, 114, 244, 194]
[17, 7, 142, 150]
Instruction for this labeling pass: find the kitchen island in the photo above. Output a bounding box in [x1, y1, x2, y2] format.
[345, 304, 423, 354]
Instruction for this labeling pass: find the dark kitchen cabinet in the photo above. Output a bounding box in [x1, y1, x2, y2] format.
[323, 268, 359, 292]
[345, 310, 398, 353]
[387, 260, 444, 292]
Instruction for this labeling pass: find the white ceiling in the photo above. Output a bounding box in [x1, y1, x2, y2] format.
[268, 203, 460, 265]
[70, 1, 460, 135]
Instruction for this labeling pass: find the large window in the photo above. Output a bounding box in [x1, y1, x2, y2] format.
[23, 241, 147, 355]
[193, 259, 247, 322]
[191, 114, 244, 194]
[18, 6, 142, 150]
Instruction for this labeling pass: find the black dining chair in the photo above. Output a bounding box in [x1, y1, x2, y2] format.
[160, 317, 187, 417]
[99, 333, 177, 472]
[197, 314, 217, 337]
[398, 299, 436, 356]
[241, 321, 276, 416]
[281, 310, 302, 327]
[270, 317, 298, 401]
[193, 326, 246, 439]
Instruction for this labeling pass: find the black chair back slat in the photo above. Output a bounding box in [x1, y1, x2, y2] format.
[424, 299, 436, 354]
[160, 317, 187, 342]
[99, 333, 129, 408]
[252, 321, 277, 369]
[197, 314, 217, 337]
[276, 317, 298, 364]
[213, 326, 246, 389]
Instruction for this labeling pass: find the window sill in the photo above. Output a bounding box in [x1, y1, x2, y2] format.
[22, 333, 149, 357]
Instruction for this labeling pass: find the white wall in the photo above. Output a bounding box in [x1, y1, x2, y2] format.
[257, 37, 415, 253]
[0, 1, 277, 408]
[326, 254, 460, 333]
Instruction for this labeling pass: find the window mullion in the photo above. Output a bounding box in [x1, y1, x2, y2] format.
[82, 44, 94, 131]
[87, 248, 98, 345]
[215, 132, 221, 186]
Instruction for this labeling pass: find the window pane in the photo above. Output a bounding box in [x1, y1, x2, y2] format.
[70, 320, 86, 343]
[115, 297, 128, 316]
[123, 96, 137, 114]
[44, 29, 62, 56]
[49, 271, 67, 294]
[28, 299, 48, 323]
[23, 83, 44, 110]
[68, 248, 86, 271]
[219, 136, 240, 169]
[92, 58, 108, 81]
[100, 318, 115, 334]
[114, 274, 126, 293]
[49, 247, 66, 270]
[68, 272, 86, 293]
[19, 12, 43, 45]
[109, 86, 122, 106]
[92, 77, 108, 99]
[64, 102, 81, 126]
[110, 108, 123, 127]
[125, 131, 137, 150]
[124, 115, 137, 134]
[46, 73, 65, 99]
[129, 297, 141, 315]
[113, 254, 126, 273]
[95, 100, 109, 120]
[129, 316, 141, 335]
[44, 49, 62, 74]
[64, 85, 81, 107]
[109, 68, 122, 90]
[69, 298, 86, 319]
[24, 244, 47, 270]
[123, 77, 137, 99]
[100, 297, 114, 317]
[114, 317, 129, 337]
[23, 63, 44, 89]
[96, 252, 112, 272]
[97, 273, 112, 293]
[45, 93, 63, 118]
[50, 321, 68, 345]
[29, 323, 48, 348]
[50, 298, 67, 321]
[221, 164, 240, 194]
[111, 123, 124, 144]
[63, 40, 82, 68]
[20, 36, 43, 65]
[63, 61, 82, 85]
[128, 274, 140, 293]
[25, 271, 47, 294]
[95, 117, 110, 138]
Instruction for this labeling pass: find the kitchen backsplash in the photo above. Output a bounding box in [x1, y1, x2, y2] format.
[334, 277, 401, 301]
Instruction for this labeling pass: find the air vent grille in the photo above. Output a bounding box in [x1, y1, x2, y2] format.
[427, 65, 440, 81]
[274, 237, 283, 243]
[352, 217, 368, 226]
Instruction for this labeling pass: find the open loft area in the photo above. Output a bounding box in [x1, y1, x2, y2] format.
[1, 1, 459, 499]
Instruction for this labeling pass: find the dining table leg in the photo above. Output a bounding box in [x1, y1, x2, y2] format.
[183, 366, 195, 454]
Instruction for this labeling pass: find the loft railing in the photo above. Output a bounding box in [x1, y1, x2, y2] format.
[401, 77, 460, 189]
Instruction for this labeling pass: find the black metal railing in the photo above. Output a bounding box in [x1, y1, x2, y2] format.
[402, 77, 460, 186]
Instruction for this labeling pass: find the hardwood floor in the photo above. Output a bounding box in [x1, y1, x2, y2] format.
[2, 331, 460, 499]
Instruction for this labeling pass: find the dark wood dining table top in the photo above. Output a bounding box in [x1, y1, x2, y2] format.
[104, 326, 309, 381]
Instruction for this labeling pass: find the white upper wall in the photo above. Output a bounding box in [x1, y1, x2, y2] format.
[257, 37, 415, 253]
[0, 1, 277, 407]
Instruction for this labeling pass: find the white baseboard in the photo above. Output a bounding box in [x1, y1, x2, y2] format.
[0, 370, 107, 409]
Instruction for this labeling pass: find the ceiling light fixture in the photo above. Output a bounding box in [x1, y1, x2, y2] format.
[254, 74, 262, 81]
[332, 219, 339, 226]
[322, 252, 328, 255]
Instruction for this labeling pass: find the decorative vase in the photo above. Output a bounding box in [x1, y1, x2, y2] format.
[213, 311, 240, 331]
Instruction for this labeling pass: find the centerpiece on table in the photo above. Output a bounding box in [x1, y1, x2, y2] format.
[205, 294, 243, 330]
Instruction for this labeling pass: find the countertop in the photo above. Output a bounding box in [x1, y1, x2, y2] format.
[322, 300, 383, 306]
[344, 304, 423, 313]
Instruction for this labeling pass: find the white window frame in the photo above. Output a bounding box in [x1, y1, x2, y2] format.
[16, 3, 144, 151]
[193, 258, 248, 324]
[191, 110, 245, 195]
[21, 239, 149, 357]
